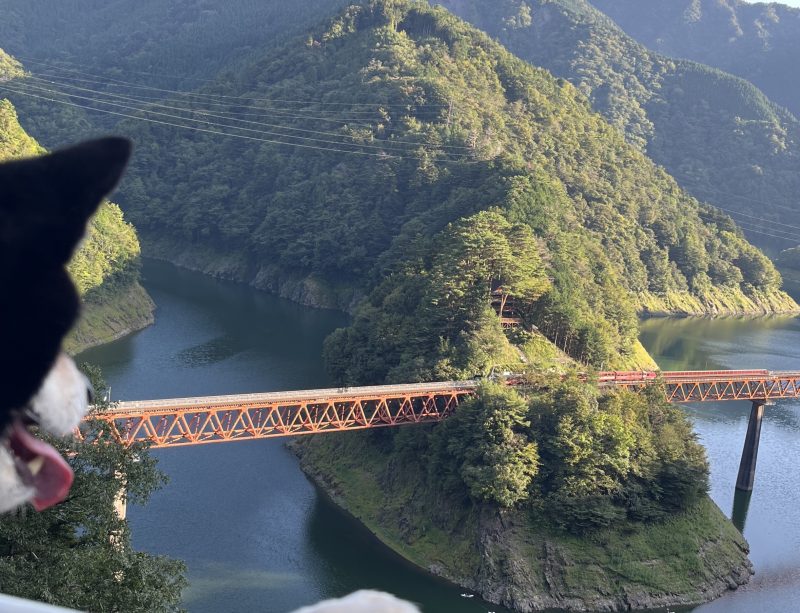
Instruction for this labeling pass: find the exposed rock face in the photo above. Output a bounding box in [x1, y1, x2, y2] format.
[143, 234, 362, 312]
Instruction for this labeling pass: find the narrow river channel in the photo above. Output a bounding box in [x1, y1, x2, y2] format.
[79, 260, 800, 612]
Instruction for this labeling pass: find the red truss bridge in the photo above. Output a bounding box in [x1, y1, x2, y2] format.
[88, 369, 800, 490]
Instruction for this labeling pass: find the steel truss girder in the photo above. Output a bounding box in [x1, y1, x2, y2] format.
[614, 376, 800, 403]
[86, 372, 800, 449]
[90, 390, 472, 448]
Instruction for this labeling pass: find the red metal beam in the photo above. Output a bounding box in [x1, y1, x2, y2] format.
[86, 371, 800, 448]
[86, 383, 477, 448]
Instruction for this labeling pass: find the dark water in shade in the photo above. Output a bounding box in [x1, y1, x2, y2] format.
[79, 260, 510, 613]
[639, 316, 800, 613]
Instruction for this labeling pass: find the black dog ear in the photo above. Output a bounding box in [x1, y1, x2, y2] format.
[43, 137, 132, 219]
[0, 137, 132, 265]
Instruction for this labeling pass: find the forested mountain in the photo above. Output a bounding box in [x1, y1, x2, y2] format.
[0, 79, 152, 352]
[590, 0, 800, 120]
[4, 0, 797, 255]
[107, 0, 794, 376]
[434, 0, 800, 253]
[0, 0, 350, 86]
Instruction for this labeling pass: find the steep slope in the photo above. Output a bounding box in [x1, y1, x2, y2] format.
[590, 0, 800, 120]
[437, 0, 800, 252]
[3, 0, 798, 254]
[0, 91, 153, 353]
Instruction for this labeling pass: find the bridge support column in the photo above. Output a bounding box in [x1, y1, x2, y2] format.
[735, 400, 767, 492]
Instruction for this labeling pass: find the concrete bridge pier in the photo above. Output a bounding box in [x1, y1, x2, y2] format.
[735, 399, 769, 492]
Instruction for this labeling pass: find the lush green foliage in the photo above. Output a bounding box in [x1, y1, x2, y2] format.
[437, 0, 800, 252]
[438, 384, 539, 507]
[449, 382, 708, 531]
[591, 0, 800, 120]
[0, 0, 351, 87]
[0, 98, 42, 159]
[108, 1, 789, 368]
[67, 201, 141, 297]
[4, 0, 799, 255]
[305, 379, 709, 535]
[0, 48, 23, 80]
[0, 365, 187, 612]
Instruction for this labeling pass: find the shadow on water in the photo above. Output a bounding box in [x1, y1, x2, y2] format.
[305, 487, 514, 613]
[731, 489, 752, 533]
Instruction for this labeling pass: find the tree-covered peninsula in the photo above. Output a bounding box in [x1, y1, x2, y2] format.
[0, 59, 153, 353]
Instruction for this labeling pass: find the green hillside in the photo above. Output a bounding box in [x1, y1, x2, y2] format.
[590, 0, 800, 120]
[113, 0, 794, 372]
[436, 0, 800, 252]
[0, 0, 351, 87]
[0, 95, 153, 353]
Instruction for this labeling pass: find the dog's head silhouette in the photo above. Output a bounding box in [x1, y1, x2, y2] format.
[0, 137, 131, 513]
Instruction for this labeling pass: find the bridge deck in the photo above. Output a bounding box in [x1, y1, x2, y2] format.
[112, 380, 480, 414]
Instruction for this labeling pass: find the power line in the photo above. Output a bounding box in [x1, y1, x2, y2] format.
[0, 85, 456, 161]
[20, 75, 474, 152]
[697, 212, 797, 242]
[18, 56, 450, 108]
[4, 81, 474, 158]
[30, 70, 405, 118]
[704, 202, 800, 232]
[694, 185, 800, 214]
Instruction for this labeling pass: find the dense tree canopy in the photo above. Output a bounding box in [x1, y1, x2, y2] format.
[591, 0, 800, 120]
[437, 0, 800, 252]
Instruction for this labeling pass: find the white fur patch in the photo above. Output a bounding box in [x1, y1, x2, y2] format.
[28, 353, 90, 436]
[0, 445, 35, 514]
[0, 353, 89, 513]
[291, 591, 420, 613]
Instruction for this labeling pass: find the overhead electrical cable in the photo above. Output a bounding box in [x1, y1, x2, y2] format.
[18, 56, 450, 108]
[20, 75, 474, 152]
[5, 80, 474, 158]
[30, 70, 410, 118]
[0, 84, 480, 164]
[26, 72, 402, 123]
[696, 212, 797, 242]
[702, 203, 800, 232]
[695, 186, 800, 214]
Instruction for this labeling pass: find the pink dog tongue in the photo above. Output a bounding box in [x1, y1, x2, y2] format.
[9, 421, 74, 511]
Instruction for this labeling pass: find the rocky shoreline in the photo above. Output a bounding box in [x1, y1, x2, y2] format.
[66, 281, 155, 355]
[141, 234, 363, 313]
[293, 437, 754, 613]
